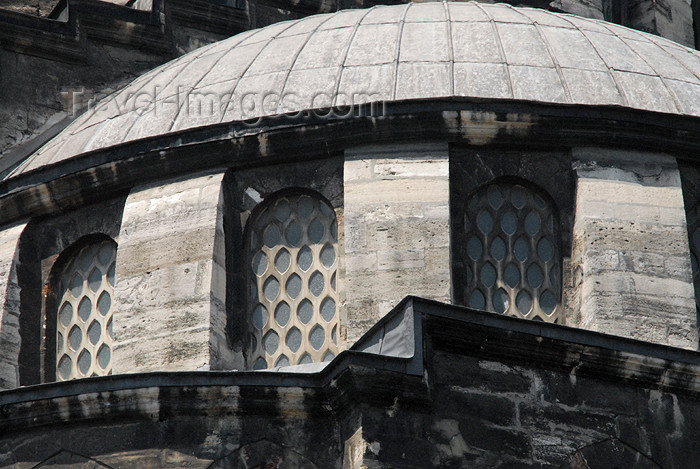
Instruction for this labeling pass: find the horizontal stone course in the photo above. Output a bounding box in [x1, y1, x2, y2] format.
[432, 352, 534, 393]
[580, 292, 696, 347]
[3, 299, 700, 467]
[437, 389, 518, 427]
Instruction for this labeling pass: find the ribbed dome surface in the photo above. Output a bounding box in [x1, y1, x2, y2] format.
[12, 1, 700, 176]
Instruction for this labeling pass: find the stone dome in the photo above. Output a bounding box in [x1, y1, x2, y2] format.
[11, 1, 700, 176]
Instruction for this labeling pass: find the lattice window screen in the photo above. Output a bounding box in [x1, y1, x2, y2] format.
[247, 193, 339, 369]
[462, 183, 561, 322]
[56, 240, 116, 380]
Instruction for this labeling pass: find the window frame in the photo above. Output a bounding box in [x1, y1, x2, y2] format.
[449, 147, 574, 324]
[243, 188, 340, 370]
[49, 236, 117, 381]
[44, 234, 117, 382]
[223, 158, 344, 371]
[458, 179, 562, 322]
[15, 197, 125, 386]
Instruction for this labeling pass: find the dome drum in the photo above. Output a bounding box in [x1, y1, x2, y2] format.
[2, 3, 700, 466]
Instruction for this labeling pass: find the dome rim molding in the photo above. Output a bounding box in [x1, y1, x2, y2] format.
[2, 296, 700, 425]
[1, 98, 700, 227]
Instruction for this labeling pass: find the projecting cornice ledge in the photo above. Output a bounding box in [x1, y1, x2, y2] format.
[2, 99, 700, 227]
[2, 296, 700, 432]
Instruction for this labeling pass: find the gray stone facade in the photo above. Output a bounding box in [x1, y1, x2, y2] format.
[114, 171, 230, 373]
[2, 1, 700, 467]
[572, 148, 698, 349]
[344, 143, 450, 341]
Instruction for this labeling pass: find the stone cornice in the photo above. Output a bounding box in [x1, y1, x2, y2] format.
[1, 99, 700, 227]
[1, 296, 700, 430]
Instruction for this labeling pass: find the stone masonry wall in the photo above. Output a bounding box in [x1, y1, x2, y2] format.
[343, 143, 450, 342]
[625, 0, 694, 47]
[571, 147, 697, 349]
[0, 41, 168, 163]
[354, 349, 700, 468]
[113, 171, 231, 373]
[4, 317, 700, 468]
[0, 222, 27, 390]
[551, 0, 604, 19]
[0, 385, 342, 468]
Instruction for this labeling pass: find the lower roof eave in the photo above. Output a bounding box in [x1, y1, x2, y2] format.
[2, 297, 700, 429]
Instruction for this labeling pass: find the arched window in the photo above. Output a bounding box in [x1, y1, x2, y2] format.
[53, 238, 116, 380]
[246, 191, 339, 369]
[459, 181, 561, 322]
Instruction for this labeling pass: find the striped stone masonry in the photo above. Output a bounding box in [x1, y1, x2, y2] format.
[343, 143, 450, 343]
[113, 171, 229, 373]
[572, 147, 698, 349]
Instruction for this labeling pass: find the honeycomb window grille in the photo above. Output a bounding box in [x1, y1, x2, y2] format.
[461, 182, 561, 322]
[55, 239, 116, 381]
[247, 192, 339, 370]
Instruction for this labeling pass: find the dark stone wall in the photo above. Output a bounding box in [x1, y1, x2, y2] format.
[0, 0, 61, 17]
[0, 383, 342, 468]
[0, 36, 171, 162]
[355, 342, 700, 468]
[3, 301, 700, 467]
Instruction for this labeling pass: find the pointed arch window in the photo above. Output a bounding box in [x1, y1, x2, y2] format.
[247, 191, 339, 369]
[459, 181, 561, 322]
[53, 239, 116, 380]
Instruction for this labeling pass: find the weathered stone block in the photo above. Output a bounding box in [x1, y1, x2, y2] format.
[345, 179, 448, 204]
[373, 158, 450, 179]
[0, 221, 27, 390]
[114, 172, 230, 373]
[436, 388, 517, 426]
[377, 249, 425, 271]
[456, 417, 531, 458]
[571, 148, 697, 349]
[433, 352, 533, 394]
[344, 144, 450, 342]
